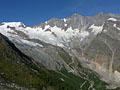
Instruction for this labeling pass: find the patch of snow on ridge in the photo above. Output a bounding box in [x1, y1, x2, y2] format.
[108, 18, 117, 21]
[64, 24, 67, 27]
[113, 24, 120, 30]
[44, 25, 51, 30]
[103, 29, 107, 33]
[89, 24, 103, 35]
[63, 18, 67, 22]
[80, 31, 89, 38]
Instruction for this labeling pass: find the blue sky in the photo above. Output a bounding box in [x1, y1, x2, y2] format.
[0, 0, 120, 25]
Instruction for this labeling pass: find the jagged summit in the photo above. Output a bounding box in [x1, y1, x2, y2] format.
[0, 13, 120, 29]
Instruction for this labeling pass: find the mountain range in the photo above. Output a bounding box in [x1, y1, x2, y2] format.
[0, 13, 120, 90]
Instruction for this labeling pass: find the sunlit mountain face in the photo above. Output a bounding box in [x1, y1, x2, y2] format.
[0, 13, 120, 90]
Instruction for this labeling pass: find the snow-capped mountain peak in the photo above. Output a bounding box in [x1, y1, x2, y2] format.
[0, 22, 26, 29]
[0, 13, 119, 49]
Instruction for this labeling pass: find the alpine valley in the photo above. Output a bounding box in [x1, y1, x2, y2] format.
[0, 13, 120, 90]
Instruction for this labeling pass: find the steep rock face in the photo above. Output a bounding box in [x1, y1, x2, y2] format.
[84, 18, 120, 88]
[14, 39, 73, 71]
[86, 18, 120, 72]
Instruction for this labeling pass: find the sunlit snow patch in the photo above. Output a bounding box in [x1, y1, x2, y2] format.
[108, 18, 117, 21]
[89, 24, 103, 35]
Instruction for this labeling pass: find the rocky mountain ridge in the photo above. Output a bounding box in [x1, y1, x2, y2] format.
[0, 13, 120, 89]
